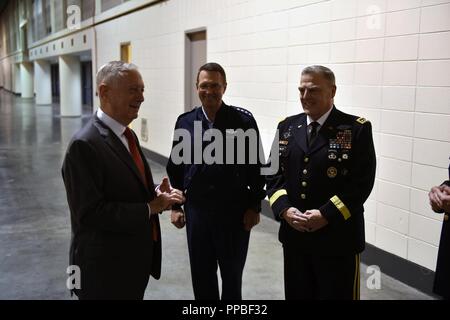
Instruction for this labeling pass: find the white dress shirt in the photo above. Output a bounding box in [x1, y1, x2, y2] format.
[306, 104, 333, 132]
[96, 108, 130, 152]
[96, 108, 154, 218]
[202, 106, 214, 129]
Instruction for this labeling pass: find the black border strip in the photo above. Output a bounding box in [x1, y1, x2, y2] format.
[142, 147, 436, 296]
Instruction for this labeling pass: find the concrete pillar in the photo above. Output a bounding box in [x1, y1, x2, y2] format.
[95, 0, 102, 15]
[59, 55, 81, 117]
[20, 62, 34, 98]
[50, 0, 56, 36]
[13, 63, 21, 94]
[34, 60, 52, 105]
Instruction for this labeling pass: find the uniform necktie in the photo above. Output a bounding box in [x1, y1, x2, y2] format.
[123, 127, 158, 241]
[308, 121, 320, 147]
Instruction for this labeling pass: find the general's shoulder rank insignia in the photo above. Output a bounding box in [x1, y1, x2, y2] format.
[356, 117, 367, 124]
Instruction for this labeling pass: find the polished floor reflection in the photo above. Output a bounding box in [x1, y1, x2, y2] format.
[0, 91, 91, 299]
[0, 90, 435, 299]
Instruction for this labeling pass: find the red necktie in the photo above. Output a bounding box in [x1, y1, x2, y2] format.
[123, 127, 158, 241]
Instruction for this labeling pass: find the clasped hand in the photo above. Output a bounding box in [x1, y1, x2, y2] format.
[149, 177, 185, 214]
[429, 185, 450, 213]
[283, 207, 328, 232]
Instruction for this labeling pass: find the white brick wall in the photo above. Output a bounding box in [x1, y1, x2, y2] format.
[66, 0, 450, 269]
[2, 0, 449, 272]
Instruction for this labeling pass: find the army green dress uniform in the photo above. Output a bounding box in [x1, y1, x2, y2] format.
[266, 106, 376, 300]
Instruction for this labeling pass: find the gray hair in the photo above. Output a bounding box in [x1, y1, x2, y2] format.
[301, 65, 336, 86]
[96, 61, 139, 89]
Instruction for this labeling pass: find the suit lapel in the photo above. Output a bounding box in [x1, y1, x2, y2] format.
[93, 118, 149, 192]
[136, 137, 157, 198]
[185, 107, 204, 185]
[308, 106, 339, 155]
[293, 114, 308, 153]
[308, 127, 328, 154]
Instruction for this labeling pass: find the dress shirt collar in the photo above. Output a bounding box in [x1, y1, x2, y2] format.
[201, 106, 213, 123]
[306, 104, 333, 127]
[97, 107, 127, 136]
[201, 106, 214, 129]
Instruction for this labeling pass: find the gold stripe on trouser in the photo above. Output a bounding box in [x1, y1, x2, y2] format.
[353, 254, 361, 300]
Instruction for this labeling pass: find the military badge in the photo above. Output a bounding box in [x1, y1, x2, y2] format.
[335, 129, 352, 150]
[327, 167, 338, 178]
[329, 139, 338, 149]
[342, 153, 349, 160]
[283, 126, 293, 139]
[328, 151, 337, 160]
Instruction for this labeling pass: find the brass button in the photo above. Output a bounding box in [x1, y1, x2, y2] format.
[303, 169, 308, 175]
[301, 194, 306, 200]
[304, 157, 309, 163]
[445, 214, 449, 222]
[302, 181, 307, 187]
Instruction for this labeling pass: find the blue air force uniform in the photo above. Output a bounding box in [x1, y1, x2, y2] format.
[167, 102, 265, 300]
[266, 106, 376, 299]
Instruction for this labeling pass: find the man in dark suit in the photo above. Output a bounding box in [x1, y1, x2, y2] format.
[266, 65, 376, 299]
[429, 160, 450, 300]
[62, 61, 185, 300]
[166, 62, 266, 300]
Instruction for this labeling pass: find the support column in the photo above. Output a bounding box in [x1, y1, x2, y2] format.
[95, 0, 102, 15]
[20, 62, 34, 98]
[50, 0, 56, 35]
[34, 60, 53, 105]
[13, 63, 21, 94]
[59, 55, 81, 117]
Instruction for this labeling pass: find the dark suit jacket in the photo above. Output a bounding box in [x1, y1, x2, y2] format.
[266, 106, 376, 256]
[61, 116, 161, 297]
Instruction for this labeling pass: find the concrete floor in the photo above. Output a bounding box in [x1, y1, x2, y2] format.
[0, 90, 434, 300]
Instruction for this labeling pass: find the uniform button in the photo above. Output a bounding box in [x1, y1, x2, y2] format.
[445, 214, 449, 222]
[301, 194, 306, 200]
[338, 158, 342, 162]
[302, 181, 307, 187]
[304, 157, 309, 163]
[303, 169, 308, 175]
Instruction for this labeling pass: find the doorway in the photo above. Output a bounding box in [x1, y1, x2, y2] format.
[185, 30, 206, 112]
[81, 61, 93, 108]
[51, 63, 60, 99]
